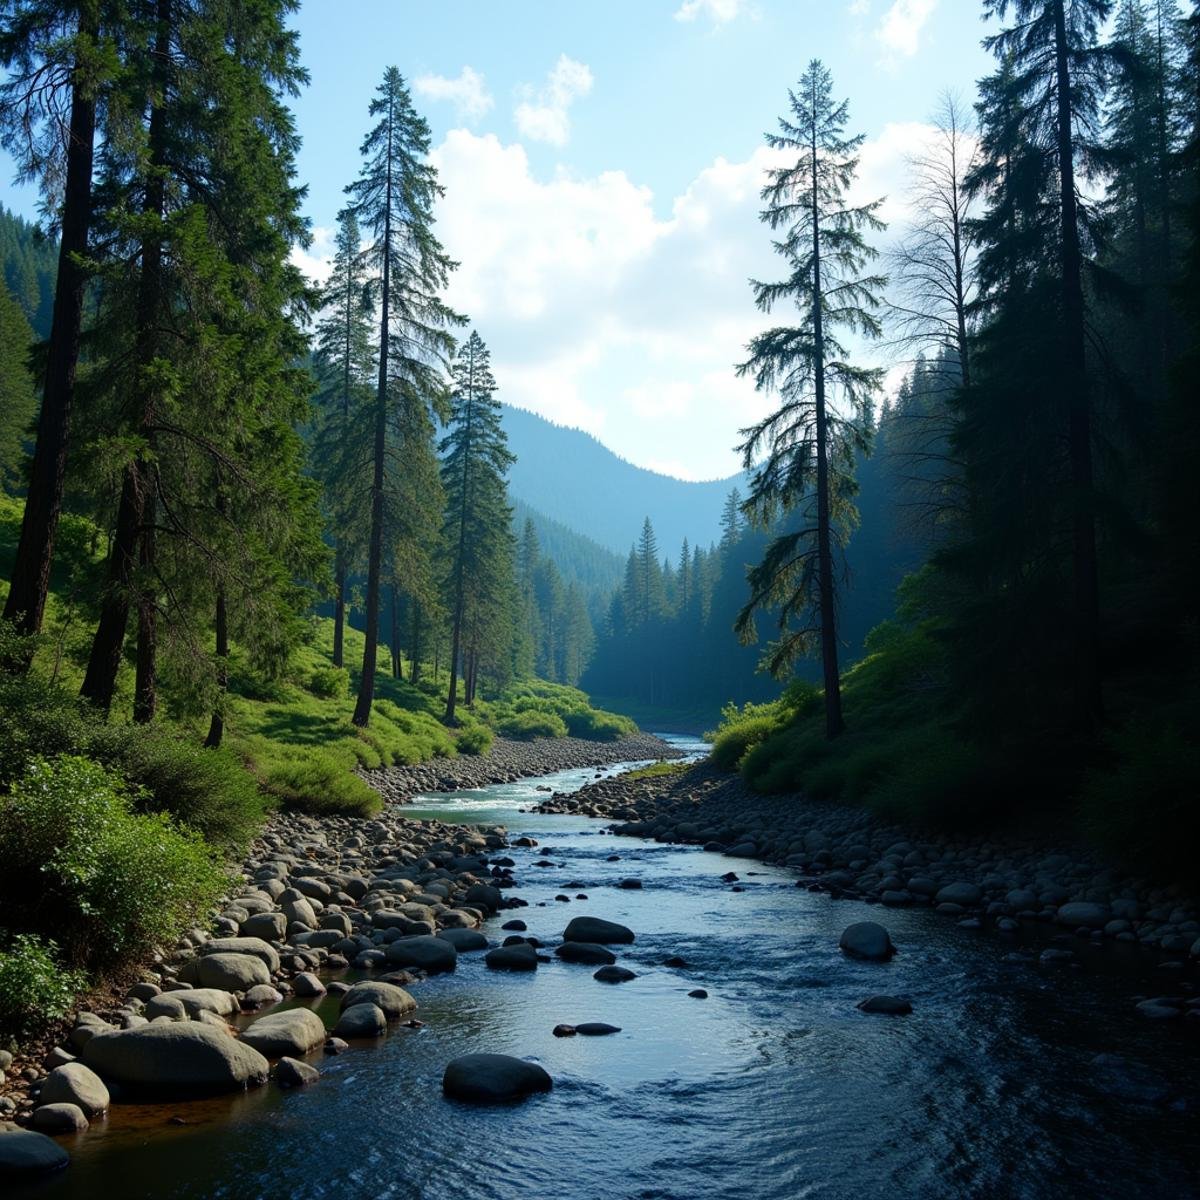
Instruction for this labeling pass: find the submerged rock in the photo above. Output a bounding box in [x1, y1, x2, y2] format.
[485, 943, 539, 971]
[562, 917, 635, 945]
[384, 935, 457, 974]
[555, 941, 617, 965]
[593, 965, 637, 984]
[442, 1053, 553, 1104]
[856, 995, 912, 1016]
[276, 1057, 320, 1088]
[839, 922, 895, 961]
[0, 1130, 70, 1179]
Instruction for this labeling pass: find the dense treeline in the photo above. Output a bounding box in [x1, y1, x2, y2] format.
[715, 1, 1200, 878]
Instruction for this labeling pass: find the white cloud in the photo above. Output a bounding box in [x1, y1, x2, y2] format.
[289, 224, 335, 286]
[876, 0, 938, 60]
[413, 66, 493, 123]
[427, 120, 935, 479]
[514, 55, 593, 147]
[674, 0, 747, 24]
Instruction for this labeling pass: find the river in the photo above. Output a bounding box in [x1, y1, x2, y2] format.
[16, 734, 1200, 1200]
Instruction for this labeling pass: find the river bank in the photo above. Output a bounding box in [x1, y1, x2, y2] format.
[534, 761, 1200, 999]
[363, 731, 680, 802]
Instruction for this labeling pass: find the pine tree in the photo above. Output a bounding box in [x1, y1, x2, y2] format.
[0, 0, 111, 648]
[0, 283, 35, 492]
[345, 67, 463, 727]
[718, 487, 743, 548]
[440, 330, 514, 721]
[736, 60, 884, 738]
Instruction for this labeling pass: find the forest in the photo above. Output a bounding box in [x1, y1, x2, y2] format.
[0, 0, 1196, 1081]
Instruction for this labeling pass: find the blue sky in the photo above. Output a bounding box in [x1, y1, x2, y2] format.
[2, 1, 999, 479]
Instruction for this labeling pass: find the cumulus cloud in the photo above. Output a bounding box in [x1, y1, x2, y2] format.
[425, 120, 934, 479]
[513, 55, 593, 147]
[289, 224, 335, 286]
[674, 0, 747, 24]
[875, 0, 938, 60]
[413, 66, 494, 123]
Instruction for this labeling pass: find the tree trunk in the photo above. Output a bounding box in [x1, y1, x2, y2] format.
[409, 598, 422, 684]
[205, 582, 228, 749]
[3, 3, 98, 649]
[80, 0, 170, 713]
[1053, 0, 1103, 728]
[332, 547, 345, 668]
[811, 106, 843, 738]
[133, 511, 156, 723]
[389, 584, 401, 678]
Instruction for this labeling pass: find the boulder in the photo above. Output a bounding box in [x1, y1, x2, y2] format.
[81, 1023, 268, 1094]
[239, 912, 286, 941]
[276, 1057, 320, 1088]
[143, 993, 189, 1020]
[463, 883, 502, 912]
[240, 1008, 326, 1058]
[384, 935, 457, 974]
[575, 1022, 621, 1036]
[39, 1063, 109, 1116]
[856, 995, 912, 1016]
[31, 1103, 88, 1133]
[339, 981, 417, 1021]
[561, 917, 635, 945]
[175, 989, 240, 1019]
[1056, 902, 1110, 929]
[292, 972, 326, 998]
[442, 1053, 553, 1104]
[194, 953, 271, 992]
[555, 942, 617, 965]
[839, 922, 895, 961]
[332, 1003, 386, 1039]
[435, 929, 488, 952]
[593, 965, 637, 983]
[485, 944, 539, 971]
[935, 882, 983, 907]
[199, 937, 280, 973]
[0, 1130, 69, 1178]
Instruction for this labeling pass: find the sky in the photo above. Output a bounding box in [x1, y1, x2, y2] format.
[1, 0, 999, 481]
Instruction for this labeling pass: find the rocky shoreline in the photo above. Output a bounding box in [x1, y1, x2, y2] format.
[535, 761, 1200, 1006]
[363, 731, 680, 802]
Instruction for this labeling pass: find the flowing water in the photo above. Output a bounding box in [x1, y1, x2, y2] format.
[15, 734, 1200, 1200]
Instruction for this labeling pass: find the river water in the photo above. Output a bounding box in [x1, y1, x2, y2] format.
[16, 734, 1200, 1200]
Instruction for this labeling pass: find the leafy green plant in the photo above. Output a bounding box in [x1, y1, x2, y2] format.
[0, 933, 85, 1037]
[309, 665, 349, 699]
[456, 723, 493, 755]
[497, 709, 569, 740]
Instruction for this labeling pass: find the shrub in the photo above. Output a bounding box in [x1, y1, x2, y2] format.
[264, 749, 383, 817]
[309, 666, 349, 700]
[0, 933, 85, 1037]
[456, 723, 493, 756]
[564, 707, 635, 741]
[0, 755, 227, 968]
[497, 709, 569, 740]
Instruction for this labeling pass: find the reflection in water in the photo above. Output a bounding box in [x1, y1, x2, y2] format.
[16, 734, 1200, 1200]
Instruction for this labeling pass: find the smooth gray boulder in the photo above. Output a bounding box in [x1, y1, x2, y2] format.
[332, 1003, 386, 1039]
[384, 935, 457, 974]
[175, 988, 240, 1018]
[82, 1023, 268, 1094]
[143, 993, 189, 1020]
[39, 1063, 109, 1116]
[292, 972, 326, 998]
[935, 882, 983, 907]
[435, 928, 488, 951]
[240, 1008, 326, 1058]
[555, 941, 617, 965]
[485, 944, 539, 971]
[0, 1130, 69, 1178]
[194, 953, 271, 992]
[576, 1022, 621, 1036]
[199, 937, 280, 972]
[593, 965, 636, 983]
[31, 1104, 87, 1133]
[339, 981, 417, 1020]
[562, 917, 635, 945]
[276, 1057, 320, 1088]
[1056, 902, 1110, 929]
[463, 882, 501, 912]
[240, 912, 287, 941]
[839, 922, 895, 961]
[442, 1054, 552, 1104]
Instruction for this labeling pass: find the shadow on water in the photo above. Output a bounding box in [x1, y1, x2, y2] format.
[16, 735, 1200, 1200]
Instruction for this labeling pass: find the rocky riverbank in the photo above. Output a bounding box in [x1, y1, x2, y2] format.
[534, 761, 1200, 1005]
[364, 732, 679, 803]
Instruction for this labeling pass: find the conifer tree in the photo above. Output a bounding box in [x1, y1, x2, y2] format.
[346, 67, 462, 727]
[0, 283, 35, 492]
[736, 60, 884, 738]
[440, 330, 514, 721]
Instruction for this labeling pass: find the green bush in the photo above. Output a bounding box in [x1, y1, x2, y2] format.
[264, 749, 384, 817]
[0, 933, 85, 1037]
[0, 755, 227, 968]
[309, 666, 349, 699]
[497, 709, 569, 740]
[456, 723, 493, 755]
[564, 707, 636, 741]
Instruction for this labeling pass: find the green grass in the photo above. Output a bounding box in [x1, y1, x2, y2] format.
[624, 760, 690, 782]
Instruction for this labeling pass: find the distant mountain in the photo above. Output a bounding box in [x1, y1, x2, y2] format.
[501, 403, 745, 557]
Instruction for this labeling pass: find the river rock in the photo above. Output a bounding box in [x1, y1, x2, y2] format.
[292, 972, 326, 998]
[143, 993, 189, 1020]
[441, 1054, 553, 1104]
[435, 929, 488, 952]
[593, 965, 637, 983]
[38, 1063, 109, 1116]
[562, 917, 635, 945]
[31, 1103, 87, 1134]
[199, 937, 281, 973]
[856, 995, 912, 1016]
[384, 935, 457, 974]
[176, 989, 241, 1019]
[486, 944, 539, 971]
[576, 1022, 621, 1036]
[839, 922, 895, 961]
[240, 1008, 326, 1058]
[555, 941, 618, 965]
[194, 952, 271, 992]
[935, 882, 983, 907]
[332, 1003, 387, 1039]
[240, 912, 287, 941]
[276, 1057, 320, 1088]
[0, 1130, 70, 1178]
[339, 981, 417, 1020]
[81, 1023, 269, 1094]
[463, 882, 502, 912]
[1056, 902, 1110, 929]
